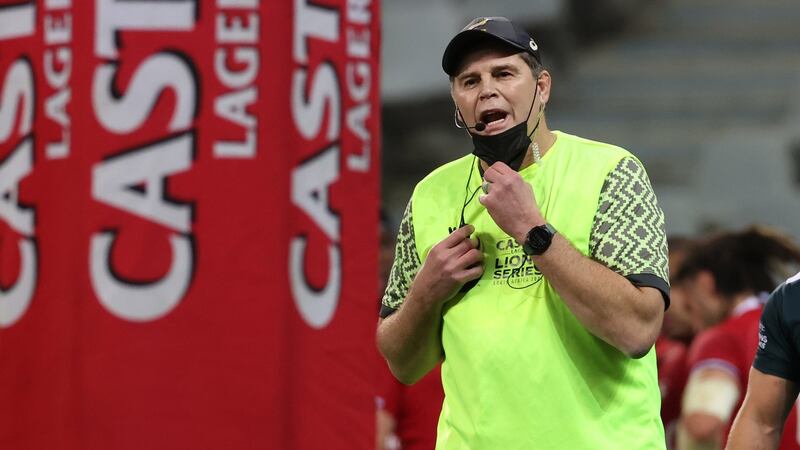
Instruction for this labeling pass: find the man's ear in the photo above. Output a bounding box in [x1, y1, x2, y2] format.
[453, 107, 465, 127]
[537, 70, 552, 104]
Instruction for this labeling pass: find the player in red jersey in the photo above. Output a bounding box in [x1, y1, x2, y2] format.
[657, 335, 689, 449]
[378, 365, 445, 450]
[727, 272, 800, 450]
[658, 236, 695, 449]
[672, 227, 800, 450]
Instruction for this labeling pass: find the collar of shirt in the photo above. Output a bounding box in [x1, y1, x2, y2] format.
[732, 295, 763, 317]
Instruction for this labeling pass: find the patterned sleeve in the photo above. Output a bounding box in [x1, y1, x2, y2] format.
[380, 199, 421, 318]
[589, 157, 670, 307]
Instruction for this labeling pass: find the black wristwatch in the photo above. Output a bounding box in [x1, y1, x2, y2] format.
[522, 223, 557, 256]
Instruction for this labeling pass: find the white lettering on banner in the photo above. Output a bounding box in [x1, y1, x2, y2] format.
[93, 53, 195, 134]
[95, 0, 196, 59]
[0, 60, 33, 142]
[91, 232, 192, 322]
[216, 11, 258, 43]
[345, 103, 369, 170]
[344, 0, 372, 172]
[293, 0, 339, 64]
[0, 139, 33, 235]
[0, 55, 36, 328]
[90, 133, 195, 321]
[290, 145, 341, 328]
[290, 1, 342, 329]
[215, 87, 256, 130]
[214, 48, 258, 89]
[91, 4, 198, 322]
[92, 134, 193, 233]
[43, 0, 73, 159]
[291, 63, 339, 141]
[347, 0, 370, 24]
[218, 0, 258, 8]
[290, 239, 341, 329]
[213, 1, 260, 158]
[0, 2, 35, 41]
[292, 145, 340, 242]
[0, 139, 36, 328]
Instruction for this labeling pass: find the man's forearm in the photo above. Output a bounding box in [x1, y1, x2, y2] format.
[377, 291, 444, 385]
[531, 235, 663, 357]
[726, 417, 781, 450]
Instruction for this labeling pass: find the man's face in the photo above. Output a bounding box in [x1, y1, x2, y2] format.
[450, 48, 541, 136]
[663, 283, 696, 341]
[663, 247, 695, 341]
[682, 273, 728, 332]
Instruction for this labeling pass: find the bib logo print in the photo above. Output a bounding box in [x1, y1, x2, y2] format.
[490, 237, 543, 288]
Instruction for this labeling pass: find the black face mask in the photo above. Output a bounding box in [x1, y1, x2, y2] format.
[470, 87, 539, 172]
[471, 120, 533, 171]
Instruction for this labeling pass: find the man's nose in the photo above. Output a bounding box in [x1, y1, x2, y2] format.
[478, 77, 498, 100]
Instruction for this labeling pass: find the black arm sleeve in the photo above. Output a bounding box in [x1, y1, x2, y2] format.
[753, 280, 800, 383]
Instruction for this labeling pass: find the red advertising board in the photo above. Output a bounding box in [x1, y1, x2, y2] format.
[0, 1, 380, 448]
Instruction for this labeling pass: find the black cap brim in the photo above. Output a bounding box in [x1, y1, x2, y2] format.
[442, 30, 529, 76]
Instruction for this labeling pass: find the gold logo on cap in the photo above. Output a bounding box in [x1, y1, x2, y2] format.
[467, 18, 491, 30]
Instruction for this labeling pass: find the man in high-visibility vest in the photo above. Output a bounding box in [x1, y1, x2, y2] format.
[377, 16, 670, 449]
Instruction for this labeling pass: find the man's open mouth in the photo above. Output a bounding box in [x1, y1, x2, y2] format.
[479, 110, 509, 131]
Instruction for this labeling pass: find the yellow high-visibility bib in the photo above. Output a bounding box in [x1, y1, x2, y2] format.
[410, 131, 665, 450]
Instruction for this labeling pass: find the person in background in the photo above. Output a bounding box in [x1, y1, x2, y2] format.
[376, 210, 445, 450]
[376, 210, 398, 449]
[662, 236, 698, 344]
[377, 366, 445, 450]
[657, 236, 696, 449]
[673, 227, 800, 450]
[726, 271, 800, 450]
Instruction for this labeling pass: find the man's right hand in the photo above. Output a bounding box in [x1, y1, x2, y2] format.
[407, 225, 484, 305]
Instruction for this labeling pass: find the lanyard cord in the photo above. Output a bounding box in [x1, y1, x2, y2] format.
[457, 156, 481, 228]
[505, 254, 542, 290]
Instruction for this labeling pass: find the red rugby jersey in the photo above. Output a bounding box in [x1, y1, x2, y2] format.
[379, 365, 445, 450]
[656, 336, 689, 449]
[687, 298, 799, 449]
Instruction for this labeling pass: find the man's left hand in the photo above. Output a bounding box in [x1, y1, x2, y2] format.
[479, 162, 545, 243]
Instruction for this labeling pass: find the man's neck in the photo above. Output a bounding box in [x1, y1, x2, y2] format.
[519, 123, 556, 170]
[478, 121, 556, 172]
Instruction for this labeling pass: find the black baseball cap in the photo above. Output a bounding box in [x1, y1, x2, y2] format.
[442, 17, 541, 76]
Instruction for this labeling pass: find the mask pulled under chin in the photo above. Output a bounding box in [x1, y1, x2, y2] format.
[471, 119, 531, 172]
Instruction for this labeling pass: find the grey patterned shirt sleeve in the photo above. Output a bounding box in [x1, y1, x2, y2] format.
[589, 157, 670, 306]
[380, 199, 421, 318]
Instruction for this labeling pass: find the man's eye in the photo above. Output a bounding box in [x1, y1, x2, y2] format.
[463, 79, 477, 87]
[498, 71, 512, 78]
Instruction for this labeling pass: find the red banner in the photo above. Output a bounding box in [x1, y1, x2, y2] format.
[0, 1, 380, 449]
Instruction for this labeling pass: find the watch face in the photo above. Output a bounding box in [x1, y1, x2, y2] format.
[525, 224, 554, 255]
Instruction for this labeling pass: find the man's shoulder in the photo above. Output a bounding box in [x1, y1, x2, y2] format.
[728, 307, 764, 331]
[775, 272, 800, 304]
[413, 154, 475, 195]
[689, 316, 752, 361]
[768, 272, 800, 324]
[555, 131, 635, 163]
